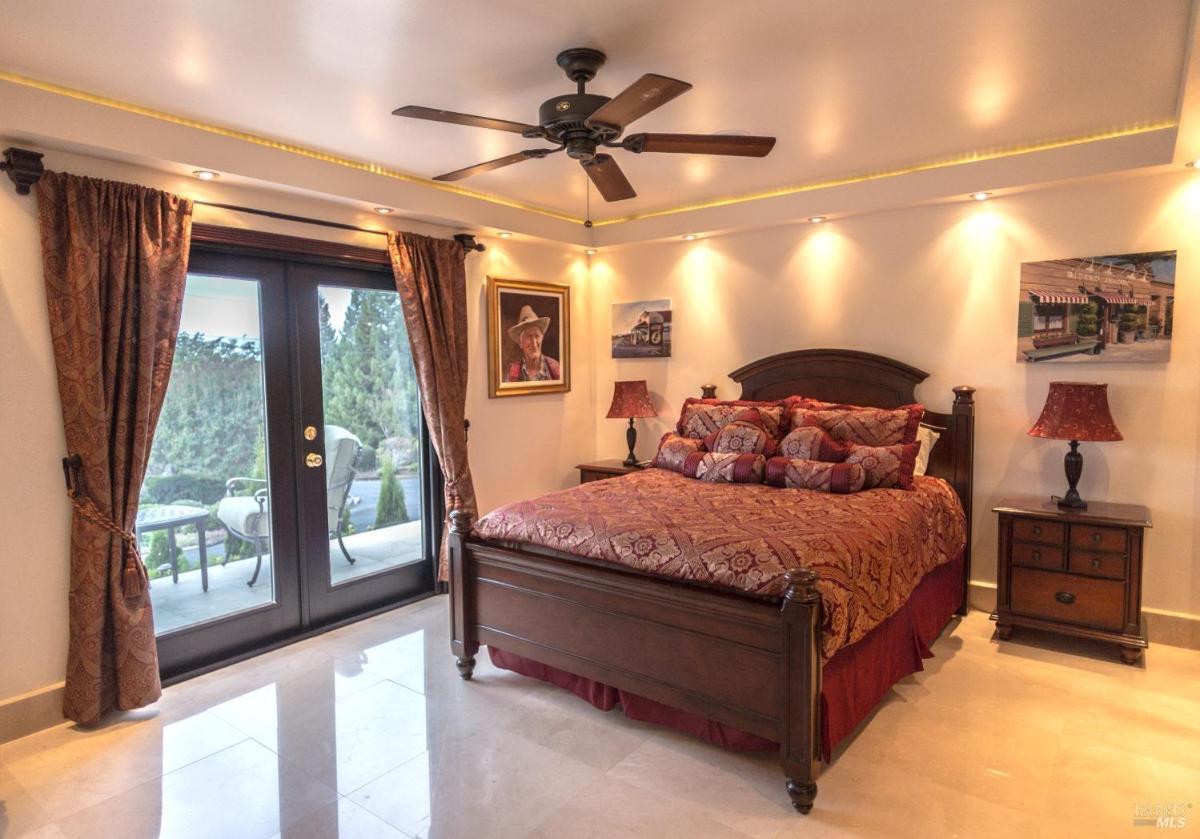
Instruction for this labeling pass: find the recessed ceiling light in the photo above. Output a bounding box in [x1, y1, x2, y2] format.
[682, 234, 697, 241]
[809, 216, 825, 224]
[970, 191, 992, 201]
[498, 231, 512, 239]
[584, 248, 597, 255]
[373, 207, 393, 215]
[192, 169, 219, 181]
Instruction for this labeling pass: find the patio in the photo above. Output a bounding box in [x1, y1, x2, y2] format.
[149, 521, 424, 635]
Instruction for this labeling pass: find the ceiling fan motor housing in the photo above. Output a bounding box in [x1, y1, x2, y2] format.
[538, 93, 619, 159]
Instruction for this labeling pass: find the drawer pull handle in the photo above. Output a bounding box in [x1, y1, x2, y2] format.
[1092, 533, 1102, 543]
[1032, 526, 1042, 536]
[1055, 591, 1076, 605]
[1031, 550, 1042, 561]
[1091, 558, 1101, 569]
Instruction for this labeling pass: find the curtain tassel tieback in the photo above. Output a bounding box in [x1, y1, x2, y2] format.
[62, 456, 147, 600]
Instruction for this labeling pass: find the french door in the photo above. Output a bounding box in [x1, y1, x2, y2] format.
[146, 248, 438, 678]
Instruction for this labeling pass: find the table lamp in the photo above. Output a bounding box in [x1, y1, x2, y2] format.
[606, 380, 656, 466]
[1028, 382, 1122, 510]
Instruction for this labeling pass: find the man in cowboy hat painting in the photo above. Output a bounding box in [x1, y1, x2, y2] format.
[505, 303, 562, 382]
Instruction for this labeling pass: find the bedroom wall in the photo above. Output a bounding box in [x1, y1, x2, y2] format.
[0, 148, 594, 710]
[590, 169, 1200, 624]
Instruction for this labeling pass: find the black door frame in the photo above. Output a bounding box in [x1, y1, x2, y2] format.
[156, 241, 440, 680]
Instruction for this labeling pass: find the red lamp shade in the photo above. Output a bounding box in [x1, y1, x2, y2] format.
[1028, 382, 1122, 442]
[606, 380, 655, 419]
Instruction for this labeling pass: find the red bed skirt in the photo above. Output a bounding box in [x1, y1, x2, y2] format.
[488, 549, 964, 762]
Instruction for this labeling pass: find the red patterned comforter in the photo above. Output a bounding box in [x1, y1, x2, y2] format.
[474, 468, 966, 660]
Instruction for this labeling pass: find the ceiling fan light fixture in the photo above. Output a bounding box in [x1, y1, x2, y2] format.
[970, 191, 992, 201]
[192, 169, 219, 181]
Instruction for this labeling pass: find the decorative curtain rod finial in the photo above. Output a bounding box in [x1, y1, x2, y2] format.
[453, 233, 486, 253]
[2, 147, 45, 195]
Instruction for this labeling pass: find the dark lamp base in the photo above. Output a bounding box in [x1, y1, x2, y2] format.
[623, 418, 638, 466]
[1053, 440, 1087, 510]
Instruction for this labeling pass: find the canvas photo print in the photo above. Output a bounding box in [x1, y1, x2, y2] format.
[487, 277, 571, 397]
[612, 299, 672, 358]
[1016, 251, 1175, 363]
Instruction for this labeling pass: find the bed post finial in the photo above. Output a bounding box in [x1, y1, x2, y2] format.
[448, 489, 474, 536]
[953, 385, 976, 410]
[700, 383, 717, 399]
[783, 567, 821, 606]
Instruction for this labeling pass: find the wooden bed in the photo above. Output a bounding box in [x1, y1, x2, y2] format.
[446, 349, 975, 813]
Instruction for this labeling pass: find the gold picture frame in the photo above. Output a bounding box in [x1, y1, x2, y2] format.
[487, 276, 571, 398]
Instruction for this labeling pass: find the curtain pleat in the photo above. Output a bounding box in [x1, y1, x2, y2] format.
[37, 171, 192, 723]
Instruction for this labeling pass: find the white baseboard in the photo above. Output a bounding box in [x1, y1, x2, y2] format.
[967, 579, 1200, 651]
[0, 682, 65, 744]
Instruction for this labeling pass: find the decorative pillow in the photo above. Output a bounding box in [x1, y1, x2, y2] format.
[913, 424, 941, 477]
[765, 457, 866, 493]
[651, 433, 706, 472]
[676, 398, 785, 440]
[843, 441, 921, 489]
[788, 403, 923, 446]
[703, 408, 778, 456]
[776, 425, 849, 462]
[681, 451, 766, 483]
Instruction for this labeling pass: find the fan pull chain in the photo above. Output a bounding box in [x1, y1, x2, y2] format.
[584, 174, 592, 228]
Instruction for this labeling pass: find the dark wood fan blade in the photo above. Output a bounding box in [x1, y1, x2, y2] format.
[585, 74, 692, 129]
[624, 133, 776, 157]
[581, 154, 636, 202]
[393, 105, 539, 135]
[433, 149, 553, 182]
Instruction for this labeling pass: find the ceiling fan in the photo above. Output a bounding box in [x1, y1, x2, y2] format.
[392, 47, 776, 203]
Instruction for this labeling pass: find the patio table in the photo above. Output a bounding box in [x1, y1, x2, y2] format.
[136, 504, 211, 591]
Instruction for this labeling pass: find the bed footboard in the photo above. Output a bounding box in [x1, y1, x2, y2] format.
[446, 499, 824, 813]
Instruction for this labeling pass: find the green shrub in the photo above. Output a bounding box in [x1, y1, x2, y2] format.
[1075, 304, 1099, 337]
[143, 474, 227, 506]
[1119, 312, 1139, 332]
[374, 452, 408, 528]
[144, 530, 183, 578]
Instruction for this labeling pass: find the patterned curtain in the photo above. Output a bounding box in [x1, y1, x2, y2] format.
[387, 231, 477, 581]
[37, 172, 193, 723]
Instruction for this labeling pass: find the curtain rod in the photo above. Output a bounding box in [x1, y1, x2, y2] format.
[1, 146, 485, 253]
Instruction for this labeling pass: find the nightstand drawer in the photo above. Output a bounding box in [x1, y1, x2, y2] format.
[580, 470, 614, 484]
[1010, 567, 1125, 631]
[1011, 542, 1063, 570]
[1070, 524, 1126, 553]
[1068, 549, 1126, 580]
[1012, 518, 1064, 545]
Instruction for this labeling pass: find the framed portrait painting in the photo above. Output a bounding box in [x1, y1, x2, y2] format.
[487, 277, 571, 397]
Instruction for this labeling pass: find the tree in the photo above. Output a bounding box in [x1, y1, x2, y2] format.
[374, 451, 409, 528]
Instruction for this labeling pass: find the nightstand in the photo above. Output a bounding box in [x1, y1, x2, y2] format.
[577, 459, 644, 484]
[991, 496, 1151, 664]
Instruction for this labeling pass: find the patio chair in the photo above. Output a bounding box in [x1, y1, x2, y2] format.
[217, 425, 363, 587]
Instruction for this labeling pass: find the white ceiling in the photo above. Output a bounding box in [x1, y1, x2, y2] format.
[0, 0, 1192, 221]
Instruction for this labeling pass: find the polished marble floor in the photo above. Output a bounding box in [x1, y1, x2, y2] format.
[2, 598, 1198, 838]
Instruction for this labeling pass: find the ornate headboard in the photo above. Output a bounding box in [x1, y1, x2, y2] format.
[724, 348, 975, 612]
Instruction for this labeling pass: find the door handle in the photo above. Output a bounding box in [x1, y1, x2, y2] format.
[304, 425, 318, 441]
[305, 453, 324, 468]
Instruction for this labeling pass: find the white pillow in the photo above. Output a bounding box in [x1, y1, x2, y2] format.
[914, 424, 941, 477]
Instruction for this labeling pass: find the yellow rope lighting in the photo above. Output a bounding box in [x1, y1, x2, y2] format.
[1, 71, 1175, 229]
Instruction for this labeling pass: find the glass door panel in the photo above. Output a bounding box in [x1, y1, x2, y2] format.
[148, 251, 302, 677]
[291, 263, 434, 626]
[317, 285, 425, 585]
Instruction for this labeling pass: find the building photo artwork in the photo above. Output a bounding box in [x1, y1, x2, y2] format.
[612, 299, 672, 358]
[1016, 252, 1176, 363]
